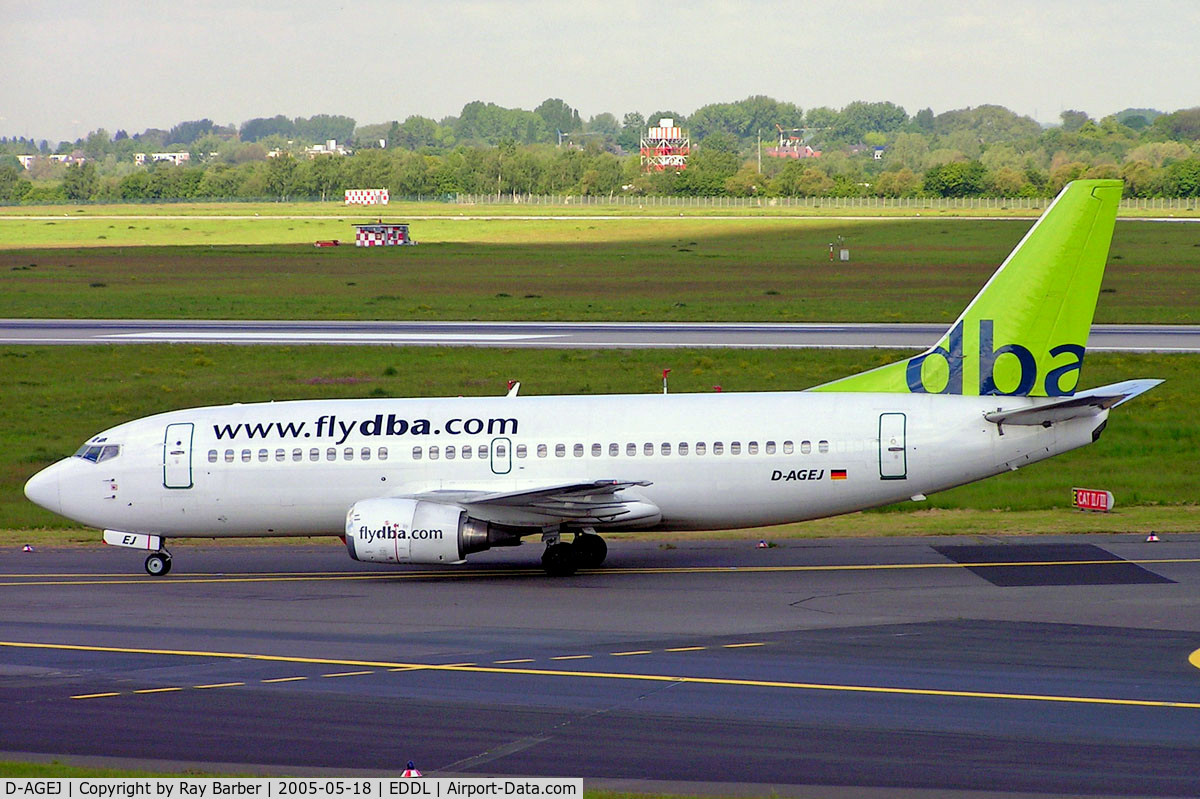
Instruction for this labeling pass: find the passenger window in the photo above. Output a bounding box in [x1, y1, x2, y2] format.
[378, 447, 388, 461]
[555, 444, 566, 458]
[730, 442, 741, 455]
[626, 443, 637, 456]
[713, 442, 724, 455]
[537, 444, 548, 458]
[591, 443, 602, 457]
[309, 448, 319, 461]
[208, 450, 218, 463]
[515, 444, 526, 458]
[765, 441, 776, 455]
[678, 442, 689, 455]
[258, 449, 268, 462]
[478, 445, 488, 459]
[240, 449, 251, 463]
[445, 445, 456, 460]
[462, 445, 473, 459]
[818, 440, 829, 453]
[643, 443, 653, 456]
[801, 440, 812, 454]
[225, 449, 234, 463]
[344, 447, 354, 461]
[326, 448, 336, 461]
[495, 444, 507, 457]
[412, 447, 422, 461]
[748, 441, 759, 455]
[696, 442, 706, 455]
[292, 448, 302, 462]
[361, 447, 372, 461]
[276, 449, 285, 462]
[428, 446, 438, 461]
[661, 443, 671, 456]
[609, 443, 619, 457]
[783, 440, 794, 454]
[573, 443, 584, 457]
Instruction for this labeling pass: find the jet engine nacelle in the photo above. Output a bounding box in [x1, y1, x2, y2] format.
[344, 498, 500, 565]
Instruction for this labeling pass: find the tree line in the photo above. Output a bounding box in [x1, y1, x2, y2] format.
[2, 98, 1200, 203]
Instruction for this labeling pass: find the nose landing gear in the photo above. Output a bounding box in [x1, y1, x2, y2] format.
[145, 548, 172, 576]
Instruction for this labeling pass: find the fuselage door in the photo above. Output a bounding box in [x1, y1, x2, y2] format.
[163, 422, 194, 489]
[490, 437, 512, 475]
[878, 413, 907, 480]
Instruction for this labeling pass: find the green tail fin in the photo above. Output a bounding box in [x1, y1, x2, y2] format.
[812, 179, 1122, 397]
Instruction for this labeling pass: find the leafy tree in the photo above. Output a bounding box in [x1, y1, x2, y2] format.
[834, 101, 908, 142]
[240, 115, 295, 142]
[534, 98, 582, 135]
[293, 114, 356, 144]
[1060, 110, 1091, 132]
[617, 112, 645, 152]
[166, 119, 214, 146]
[923, 160, 988, 196]
[390, 116, 440, 149]
[62, 161, 98, 200]
[1153, 107, 1200, 141]
[1163, 158, 1200, 196]
[0, 164, 33, 201]
[264, 155, 298, 200]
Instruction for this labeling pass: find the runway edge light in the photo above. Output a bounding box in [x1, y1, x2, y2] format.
[402, 761, 423, 777]
[1146, 532, 1160, 543]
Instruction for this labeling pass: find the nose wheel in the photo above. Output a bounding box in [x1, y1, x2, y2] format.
[145, 550, 172, 576]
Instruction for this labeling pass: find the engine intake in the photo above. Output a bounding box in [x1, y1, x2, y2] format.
[344, 498, 516, 564]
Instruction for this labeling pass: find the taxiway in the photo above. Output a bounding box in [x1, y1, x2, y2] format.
[1, 536, 1198, 796]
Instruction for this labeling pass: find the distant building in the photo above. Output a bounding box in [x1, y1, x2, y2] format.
[134, 153, 146, 166]
[304, 139, 351, 158]
[16, 155, 36, 170]
[48, 151, 87, 166]
[151, 152, 190, 166]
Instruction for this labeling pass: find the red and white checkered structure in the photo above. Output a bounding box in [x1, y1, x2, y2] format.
[640, 117, 689, 172]
[345, 188, 390, 205]
[354, 223, 414, 247]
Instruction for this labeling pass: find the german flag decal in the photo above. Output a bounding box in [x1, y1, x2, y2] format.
[831, 469, 848, 480]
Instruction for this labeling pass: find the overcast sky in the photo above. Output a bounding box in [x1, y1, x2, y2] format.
[2, 0, 1197, 142]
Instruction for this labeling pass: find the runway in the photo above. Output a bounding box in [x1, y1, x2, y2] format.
[1, 536, 1198, 796]
[3, 319, 1199, 352]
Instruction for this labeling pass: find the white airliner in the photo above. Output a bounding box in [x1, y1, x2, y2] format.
[24, 180, 1159, 576]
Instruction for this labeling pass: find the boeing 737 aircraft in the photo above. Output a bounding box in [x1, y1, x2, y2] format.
[25, 180, 1160, 576]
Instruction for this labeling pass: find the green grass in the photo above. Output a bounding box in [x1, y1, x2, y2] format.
[2, 345, 1193, 537]
[2, 218, 1197, 322]
[2, 198, 1197, 218]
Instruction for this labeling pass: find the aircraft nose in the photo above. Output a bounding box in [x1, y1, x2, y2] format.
[24, 462, 63, 515]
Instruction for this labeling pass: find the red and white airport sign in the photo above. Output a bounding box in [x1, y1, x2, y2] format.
[1072, 487, 1115, 512]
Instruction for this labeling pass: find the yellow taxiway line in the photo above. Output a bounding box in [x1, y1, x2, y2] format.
[3, 639, 1196, 711]
[1, 556, 1197, 588]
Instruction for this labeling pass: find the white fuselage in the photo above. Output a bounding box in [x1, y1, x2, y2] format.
[27, 390, 1104, 539]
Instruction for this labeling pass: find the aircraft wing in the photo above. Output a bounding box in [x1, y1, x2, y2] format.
[984, 379, 1162, 427]
[399, 479, 661, 527]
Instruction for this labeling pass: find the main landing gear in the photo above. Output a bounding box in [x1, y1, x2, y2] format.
[145, 546, 172, 576]
[541, 529, 607, 576]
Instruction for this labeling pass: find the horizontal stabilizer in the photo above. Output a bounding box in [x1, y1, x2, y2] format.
[984, 379, 1162, 427]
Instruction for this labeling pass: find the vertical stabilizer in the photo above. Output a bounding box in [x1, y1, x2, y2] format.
[812, 179, 1122, 397]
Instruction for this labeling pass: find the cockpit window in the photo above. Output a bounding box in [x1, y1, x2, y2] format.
[75, 444, 120, 463]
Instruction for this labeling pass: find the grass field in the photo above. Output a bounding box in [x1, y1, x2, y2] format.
[2, 345, 1193, 539]
[2, 216, 1198, 323]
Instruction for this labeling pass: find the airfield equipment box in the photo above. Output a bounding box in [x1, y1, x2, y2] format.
[353, 223, 415, 247]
